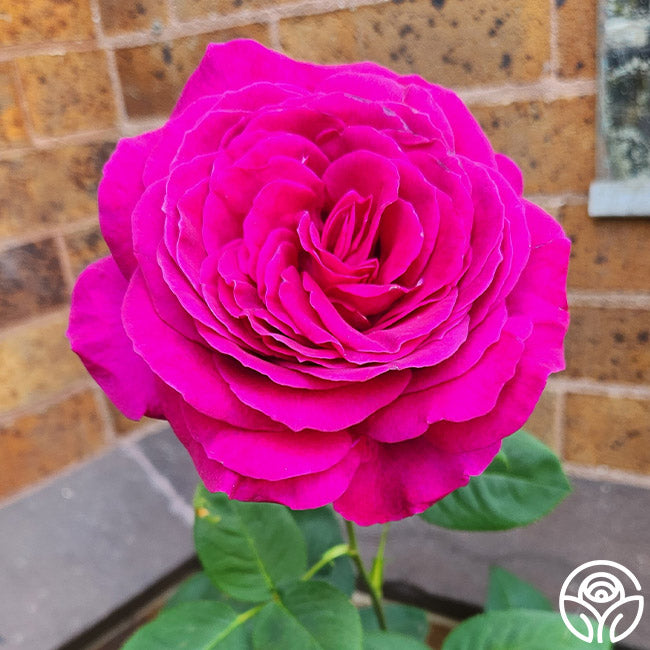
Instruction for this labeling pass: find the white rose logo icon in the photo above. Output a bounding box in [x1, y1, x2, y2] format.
[559, 560, 644, 643]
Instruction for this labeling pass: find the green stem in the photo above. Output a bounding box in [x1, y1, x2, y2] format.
[370, 523, 390, 597]
[207, 602, 265, 648]
[345, 520, 387, 631]
[301, 543, 351, 581]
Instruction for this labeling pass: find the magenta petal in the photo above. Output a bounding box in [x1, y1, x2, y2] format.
[511, 201, 571, 309]
[227, 448, 361, 511]
[218, 355, 411, 432]
[496, 153, 524, 196]
[98, 131, 159, 278]
[422, 316, 531, 423]
[333, 437, 499, 525]
[172, 39, 328, 118]
[180, 402, 353, 480]
[165, 389, 361, 509]
[68, 257, 161, 419]
[131, 179, 199, 340]
[122, 268, 275, 430]
[427, 84, 496, 166]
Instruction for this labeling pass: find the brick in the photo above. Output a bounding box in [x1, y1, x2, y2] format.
[561, 202, 650, 290]
[0, 240, 67, 328]
[0, 315, 86, 412]
[99, 0, 167, 35]
[18, 51, 116, 137]
[0, 391, 104, 498]
[174, 0, 292, 21]
[470, 96, 596, 194]
[564, 393, 650, 473]
[0, 0, 94, 46]
[564, 307, 650, 383]
[0, 63, 28, 149]
[116, 26, 270, 118]
[357, 0, 550, 87]
[557, 0, 597, 78]
[523, 390, 558, 451]
[280, 11, 357, 65]
[65, 224, 109, 278]
[0, 142, 114, 240]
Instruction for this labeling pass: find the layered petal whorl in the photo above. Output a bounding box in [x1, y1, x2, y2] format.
[68, 40, 570, 525]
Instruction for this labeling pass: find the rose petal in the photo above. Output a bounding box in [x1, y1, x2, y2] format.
[333, 437, 499, 525]
[217, 354, 412, 432]
[179, 401, 354, 480]
[98, 131, 160, 278]
[68, 257, 161, 419]
[122, 268, 276, 429]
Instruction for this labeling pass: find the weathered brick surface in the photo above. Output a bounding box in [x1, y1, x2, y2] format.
[0, 391, 105, 498]
[565, 393, 650, 473]
[64, 225, 110, 278]
[0, 0, 95, 46]
[561, 203, 650, 290]
[18, 52, 116, 137]
[0, 142, 114, 240]
[470, 96, 596, 193]
[0, 64, 28, 149]
[280, 11, 357, 64]
[116, 25, 270, 117]
[557, 0, 597, 78]
[0, 316, 86, 413]
[0, 240, 67, 328]
[357, 0, 550, 86]
[564, 307, 650, 383]
[173, 0, 293, 21]
[98, 0, 167, 35]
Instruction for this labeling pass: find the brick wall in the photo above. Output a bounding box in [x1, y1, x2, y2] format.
[0, 0, 648, 501]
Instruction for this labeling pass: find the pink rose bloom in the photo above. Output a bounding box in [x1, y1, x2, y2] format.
[68, 40, 569, 525]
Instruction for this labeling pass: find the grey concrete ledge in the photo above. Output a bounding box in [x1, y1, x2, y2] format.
[0, 427, 198, 650]
[589, 178, 650, 218]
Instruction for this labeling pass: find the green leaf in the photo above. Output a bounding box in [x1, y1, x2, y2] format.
[123, 601, 248, 650]
[442, 609, 612, 650]
[421, 430, 571, 531]
[165, 572, 250, 613]
[291, 506, 356, 595]
[485, 567, 552, 612]
[363, 631, 431, 649]
[359, 604, 429, 641]
[253, 581, 362, 650]
[194, 484, 307, 602]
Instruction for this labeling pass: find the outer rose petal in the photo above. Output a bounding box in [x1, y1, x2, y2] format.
[67, 257, 161, 419]
[122, 268, 277, 431]
[98, 131, 160, 279]
[165, 387, 361, 510]
[172, 39, 407, 118]
[427, 208, 570, 454]
[496, 153, 524, 196]
[333, 437, 500, 525]
[174, 396, 355, 480]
